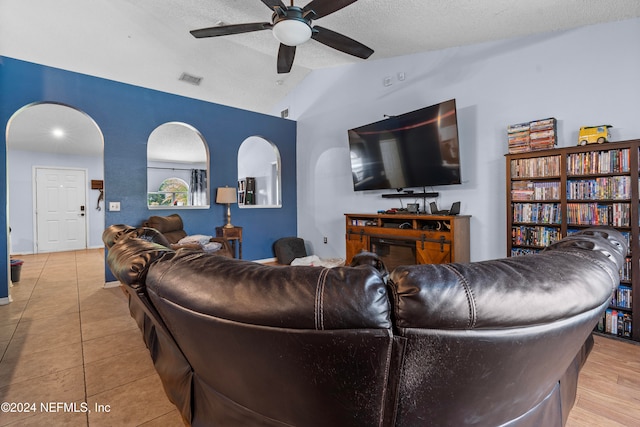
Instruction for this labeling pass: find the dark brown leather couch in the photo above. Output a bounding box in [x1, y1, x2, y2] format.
[103, 225, 626, 427]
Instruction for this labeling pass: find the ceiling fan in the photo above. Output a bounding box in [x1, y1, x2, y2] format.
[190, 0, 374, 74]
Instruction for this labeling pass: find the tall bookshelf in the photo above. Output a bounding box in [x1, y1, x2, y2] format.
[506, 139, 640, 342]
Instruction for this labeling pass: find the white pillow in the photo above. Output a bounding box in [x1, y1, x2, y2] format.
[178, 234, 212, 246]
[291, 255, 321, 266]
[290, 255, 345, 268]
[203, 241, 223, 252]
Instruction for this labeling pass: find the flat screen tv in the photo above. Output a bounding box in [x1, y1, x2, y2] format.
[348, 99, 461, 191]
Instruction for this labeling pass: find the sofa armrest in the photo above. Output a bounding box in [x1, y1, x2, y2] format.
[106, 237, 175, 287]
[389, 227, 625, 330]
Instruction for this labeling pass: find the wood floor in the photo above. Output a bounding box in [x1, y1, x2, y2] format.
[566, 334, 640, 426]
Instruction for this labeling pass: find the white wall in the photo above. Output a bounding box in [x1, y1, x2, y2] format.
[276, 18, 640, 262]
[8, 149, 105, 254]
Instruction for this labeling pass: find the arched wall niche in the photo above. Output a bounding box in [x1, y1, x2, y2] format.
[237, 136, 282, 208]
[147, 122, 210, 209]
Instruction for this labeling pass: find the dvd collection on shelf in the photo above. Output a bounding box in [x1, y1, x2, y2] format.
[612, 285, 633, 309]
[567, 148, 630, 175]
[508, 118, 557, 154]
[510, 155, 561, 178]
[597, 310, 632, 338]
[566, 176, 631, 200]
[511, 225, 562, 248]
[507, 142, 639, 341]
[511, 181, 560, 201]
[566, 202, 630, 227]
[512, 203, 561, 224]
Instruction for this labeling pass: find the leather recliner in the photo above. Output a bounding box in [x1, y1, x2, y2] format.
[142, 214, 234, 257]
[103, 225, 626, 427]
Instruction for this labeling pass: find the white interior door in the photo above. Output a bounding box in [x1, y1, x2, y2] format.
[35, 167, 87, 253]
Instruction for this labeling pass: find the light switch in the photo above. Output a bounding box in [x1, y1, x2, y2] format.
[109, 202, 121, 211]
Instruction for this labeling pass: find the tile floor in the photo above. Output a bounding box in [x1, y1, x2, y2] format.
[0, 249, 184, 426]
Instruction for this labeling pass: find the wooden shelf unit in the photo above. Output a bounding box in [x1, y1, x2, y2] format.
[344, 213, 470, 268]
[506, 139, 640, 342]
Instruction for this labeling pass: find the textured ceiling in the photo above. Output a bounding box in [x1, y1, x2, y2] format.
[123, 0, 640, 72]
[3, 0, 640, 156]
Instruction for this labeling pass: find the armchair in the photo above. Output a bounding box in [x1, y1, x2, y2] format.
[143, 214, 233, 257]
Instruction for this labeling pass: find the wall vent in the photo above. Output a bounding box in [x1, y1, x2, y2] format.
[281, 108, 289, 118]
[179, 73, 203, 86]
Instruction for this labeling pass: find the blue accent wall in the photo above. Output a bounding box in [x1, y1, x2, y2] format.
[1, 57, 297, 291]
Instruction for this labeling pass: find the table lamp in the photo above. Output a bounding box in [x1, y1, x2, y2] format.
[216, 186, 237, 228]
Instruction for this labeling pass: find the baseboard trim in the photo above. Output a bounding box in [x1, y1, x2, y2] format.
[253, 257, 277, 264]
[104, 281, 121, 289]
[0, 296, 13, 306]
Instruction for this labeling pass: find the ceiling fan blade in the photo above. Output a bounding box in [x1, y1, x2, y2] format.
[277, 44, 296, 74]
[260, 0, 287, 11]
[311, 26, 373, 59]
[303, 0, 358, 19]
[190, 22, 272, 38]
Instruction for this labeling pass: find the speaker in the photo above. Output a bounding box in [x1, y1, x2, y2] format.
[430, 201, 461, 215]
[449, 202, 461, 215]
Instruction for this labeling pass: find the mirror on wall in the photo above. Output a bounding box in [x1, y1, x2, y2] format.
[147, 122, 209, 209]
[237, 136, 282, 208]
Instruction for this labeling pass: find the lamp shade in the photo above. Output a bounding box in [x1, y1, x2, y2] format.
[216, 187, 237, 204]
[272, 19, 312, 46]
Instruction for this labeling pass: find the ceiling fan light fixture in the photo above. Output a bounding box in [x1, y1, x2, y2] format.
[51, 127, 66, 139]
[272, 18, 312, 46]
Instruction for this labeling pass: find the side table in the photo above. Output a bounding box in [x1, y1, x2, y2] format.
[216, 226, 243, 259]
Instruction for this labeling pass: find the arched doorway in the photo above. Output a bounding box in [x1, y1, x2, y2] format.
[6, 102, 105, 254]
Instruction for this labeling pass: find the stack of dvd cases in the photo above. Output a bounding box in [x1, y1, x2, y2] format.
[529, 118, 557, 151]
[508, 118, 557, 153]
[507, 122, 530, 153]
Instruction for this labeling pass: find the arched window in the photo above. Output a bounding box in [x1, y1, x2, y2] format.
[148, 177, 189, 206]
[147, 122, 209, 209]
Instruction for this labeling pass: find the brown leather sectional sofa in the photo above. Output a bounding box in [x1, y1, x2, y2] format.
[103, 224, 626, 427]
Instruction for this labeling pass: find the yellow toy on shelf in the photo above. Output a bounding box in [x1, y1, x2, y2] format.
[578, 125, 612, 145]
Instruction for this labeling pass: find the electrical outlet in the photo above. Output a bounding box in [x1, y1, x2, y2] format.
[323, 237, 328, 244]
[109, 201, 121, 211]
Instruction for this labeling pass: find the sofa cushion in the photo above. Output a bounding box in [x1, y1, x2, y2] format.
[147, 253, 391, 330]
[145, 253, 394, 427]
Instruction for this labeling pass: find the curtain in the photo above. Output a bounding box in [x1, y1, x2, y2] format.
[190, 169, 207, 206]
